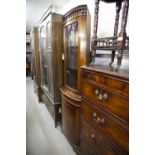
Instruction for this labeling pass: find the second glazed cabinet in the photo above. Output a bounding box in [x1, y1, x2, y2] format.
[38, 6, 63, 127]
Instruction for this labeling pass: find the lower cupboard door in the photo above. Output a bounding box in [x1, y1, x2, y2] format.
[62, 96, 80, 146]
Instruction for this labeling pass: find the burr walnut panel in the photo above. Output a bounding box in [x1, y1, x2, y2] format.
[82, 70, 129, 97]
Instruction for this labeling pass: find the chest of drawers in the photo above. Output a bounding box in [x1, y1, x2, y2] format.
[80, 66, 129, 155]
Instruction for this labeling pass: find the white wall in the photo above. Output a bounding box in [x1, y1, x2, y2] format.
[59, 0, 129, 39]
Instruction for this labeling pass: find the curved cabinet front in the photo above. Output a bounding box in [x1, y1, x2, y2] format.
[60, 87, 81, 153]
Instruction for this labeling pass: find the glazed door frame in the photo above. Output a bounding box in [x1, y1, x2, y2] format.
[63, 15, 89, 93]
[63, 17, 80, 93]
[45, 13, 55, 100]
[39, 18, 50, 93]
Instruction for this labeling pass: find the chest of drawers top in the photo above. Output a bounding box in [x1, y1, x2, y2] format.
[81, 65, 129, 97]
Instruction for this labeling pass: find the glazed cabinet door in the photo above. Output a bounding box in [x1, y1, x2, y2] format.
[64, 22, 78, 90]
[46, 14, 54, 100]
[39, 14, 54, 99]
[40, 23, 49, 91]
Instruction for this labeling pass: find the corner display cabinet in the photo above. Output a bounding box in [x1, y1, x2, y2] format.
[30, 27, 41, 102]
[60, 5, 91, 153]
[38, 6, 63, 127]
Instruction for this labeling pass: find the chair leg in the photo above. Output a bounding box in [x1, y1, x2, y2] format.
[109, 50, 115, 66]
[116, 50, 123, 71]
[90, 49, 96, 66]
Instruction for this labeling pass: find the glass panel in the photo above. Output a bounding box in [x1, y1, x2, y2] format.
[65, 22, 78, 89]
[46, 21, 54, 98]
[40, 26, 49, 91]
[47, 21, 52, 48]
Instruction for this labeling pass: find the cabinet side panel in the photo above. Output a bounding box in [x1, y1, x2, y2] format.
[52, 14, 63, 102]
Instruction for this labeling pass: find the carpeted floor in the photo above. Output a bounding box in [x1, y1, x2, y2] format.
[26, 77, 76, 155]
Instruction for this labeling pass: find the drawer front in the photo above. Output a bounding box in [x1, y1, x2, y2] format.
[82, 82, 129, 123]
[81, 118, 124, 155]
[81, 101, 129, 153]
[80, 139, 97, 155]
[82, 71, 129, 97]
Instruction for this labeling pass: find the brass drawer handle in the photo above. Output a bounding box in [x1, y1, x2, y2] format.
[95, 117, 105, 125]
[97, 92, 108, 101]
[103, 92, 108, 101]
[95, 88, 108, 101]
[93, 112, 97, 117]
[95, 88, 99, 95]
[98, 93, 103, 100]
[92, 112, 105, 125]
